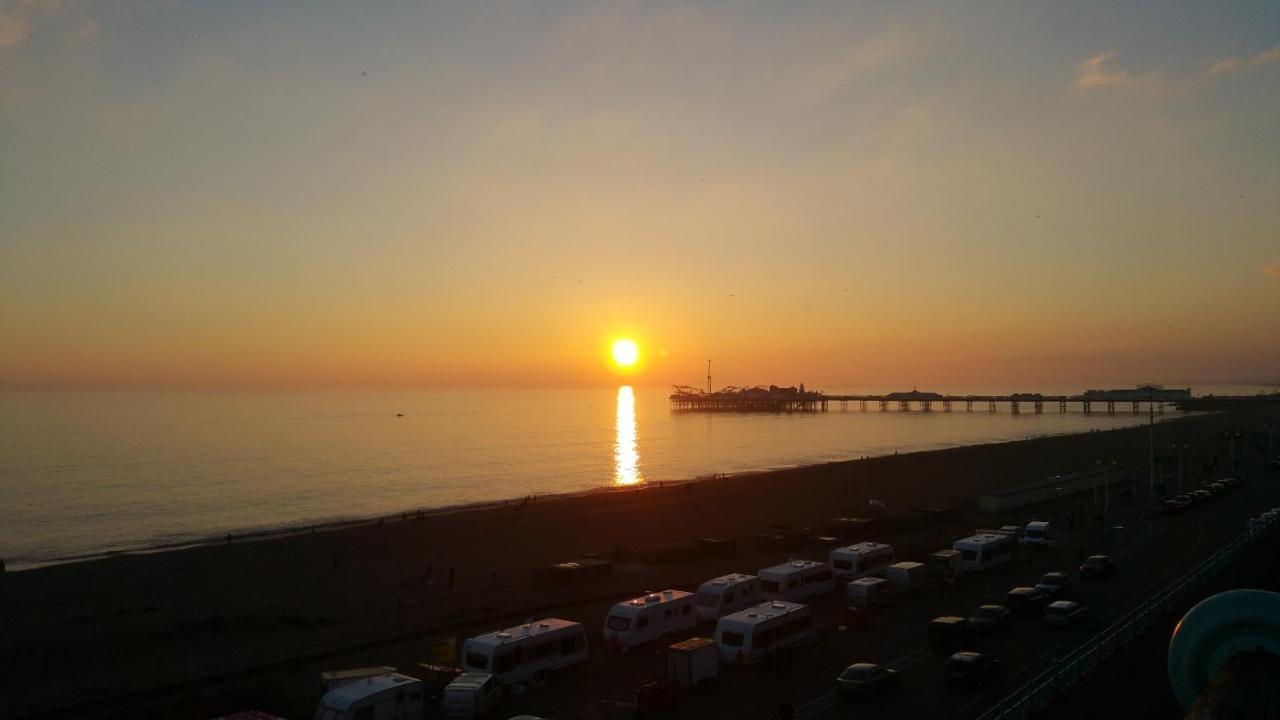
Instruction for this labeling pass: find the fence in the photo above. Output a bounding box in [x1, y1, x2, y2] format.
[974, 513, 1275, 720]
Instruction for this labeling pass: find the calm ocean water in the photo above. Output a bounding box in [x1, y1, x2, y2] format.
[0, 385, 1270, 568]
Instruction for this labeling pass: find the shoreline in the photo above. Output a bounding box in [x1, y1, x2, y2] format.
[5, 416, 1161, 571]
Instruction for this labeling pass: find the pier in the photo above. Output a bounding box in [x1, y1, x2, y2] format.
[670, 385, 1192, 414]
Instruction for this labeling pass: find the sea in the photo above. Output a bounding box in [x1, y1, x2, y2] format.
[1, 384, 1272, 569]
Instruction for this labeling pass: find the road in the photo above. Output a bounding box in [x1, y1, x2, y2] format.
[729, 465, 1279, 720]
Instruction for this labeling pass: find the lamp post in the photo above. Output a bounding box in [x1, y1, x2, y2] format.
[1172, 443, 1189, 492]
[1141, 384, 1158, 497]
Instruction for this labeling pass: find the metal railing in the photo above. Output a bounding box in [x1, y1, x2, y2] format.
[975, 515, 1275, 720]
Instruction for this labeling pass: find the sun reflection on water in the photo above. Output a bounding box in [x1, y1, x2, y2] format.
[614, 385, 643, 485]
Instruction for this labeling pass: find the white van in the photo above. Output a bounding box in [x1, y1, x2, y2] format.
[829, 542, 896, 581]
[694, 574, 762, 620]
[312, 673, 424, 720]
[461, 618, 588, 685]
[713, 601, 814, 664]
[603, 589, 696, 650]
[1023, 521, 1053, 547]
[759, 560, 834, 602]
[440, 673, 501, 719]
[952, 533, 1015, 572]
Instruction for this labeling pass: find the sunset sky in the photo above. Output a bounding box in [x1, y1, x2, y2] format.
[2, 1, 1277, 390]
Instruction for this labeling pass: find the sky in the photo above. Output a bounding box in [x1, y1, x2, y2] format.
[1, 0, 1277, 391]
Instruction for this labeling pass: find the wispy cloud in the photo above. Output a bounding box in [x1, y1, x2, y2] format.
[1209, 57, 1242, 76]
[1210, 45, 1280, 77]
[1264, 264, 1280, 279]
[1076, 45, 1280, 96]
[1074, 52, 1163, 93]
[0, 0, 96, 54]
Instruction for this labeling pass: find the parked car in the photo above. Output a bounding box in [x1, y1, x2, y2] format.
[1079, 555, 1114, 578]
[1191, 490, 1213, 504]
[944, 652, 1000, 690]
[967, 604, 1011, 634]
[1161, 499, 1188, 516]
[1043, 600, 1088, 626]
[1033, 571, 1073, 598]
[1004, 587, 1051, 617]
[836, 662, 900, 700]
[1266, 457, 1280, 469]
[1205, 482, 1226, 496]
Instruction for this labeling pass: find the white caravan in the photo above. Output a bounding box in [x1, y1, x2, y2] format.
[312, 673, 424, 720]
[461, 618, 588, 684]
[952, 533, 1015, 572]
[713, 601, 814, 664]
[694, 573, 762, 620]
[602, 589, 696, 650]
[440, 673, 501, 719]
[759, 560, 834, 602]
[829, 542, 896, 581]
[1023, 521, 1053, 547]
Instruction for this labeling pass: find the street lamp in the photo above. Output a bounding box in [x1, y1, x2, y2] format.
[1172, 443, 1190, 492]
[1139, 384, 1161, 497]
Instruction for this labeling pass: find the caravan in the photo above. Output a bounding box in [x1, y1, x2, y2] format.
[759, 560, 834, 602]
[694, 573, 762, 620]
[312, 673, 424, 720]
[461, 618, 588, 685]
[603, 590, 696, 650]
[952, 533, 1015, 573]
[829, 542, 896, 581]
[713, 601, 814, 664]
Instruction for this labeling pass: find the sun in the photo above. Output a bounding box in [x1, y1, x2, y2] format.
[611, 338, 639, 368]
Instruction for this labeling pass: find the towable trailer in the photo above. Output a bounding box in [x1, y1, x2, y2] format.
[312, 673, 424, 720]
[713, 601, 814, 664]
[952, 533, 1014, 572]
[694, 573, 761, 620]
[603, 589, 696, 650]
[759, 559, 833, 602]
[461, 618, 587, 685]
[829, 542, 896, 581]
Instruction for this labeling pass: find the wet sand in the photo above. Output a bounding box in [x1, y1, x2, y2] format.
[1, 408, 1272, 718]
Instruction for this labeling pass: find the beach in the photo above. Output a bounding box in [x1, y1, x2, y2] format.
[2, 407, 1274, 719]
